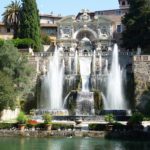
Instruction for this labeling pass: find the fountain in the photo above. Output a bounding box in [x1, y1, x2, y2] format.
[75, 56, 95, 115]
[39, 47, 68, 115]
[104, 44, 127, 110]
[79, 57, 91, 92]
[39, 43, 128, 117]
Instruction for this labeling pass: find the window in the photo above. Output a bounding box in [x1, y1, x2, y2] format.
[116, 25, 122, 33]
[116, 10, 121, 15]
[7, 28, 10, 33]
[122, 1, 125, 6]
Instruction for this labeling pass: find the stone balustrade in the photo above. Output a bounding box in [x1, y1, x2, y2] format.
[32, 51, 134, 57]
[133, 55, 150, 62]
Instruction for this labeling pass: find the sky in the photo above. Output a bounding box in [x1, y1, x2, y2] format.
[0, 0, 119, 21]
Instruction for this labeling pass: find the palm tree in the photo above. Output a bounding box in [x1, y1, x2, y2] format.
[2, 0, 21, 38]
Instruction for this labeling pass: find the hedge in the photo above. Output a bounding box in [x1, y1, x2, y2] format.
[12, 38, 35, 49]
[89, 123, 106, 131]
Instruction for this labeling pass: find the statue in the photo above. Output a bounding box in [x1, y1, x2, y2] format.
[29, 47, 34, 56]
[97, 28, 102, 38]
[96, 42, 101, 51]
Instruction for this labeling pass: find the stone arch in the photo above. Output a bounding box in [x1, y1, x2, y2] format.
[73, 28, 98, 41]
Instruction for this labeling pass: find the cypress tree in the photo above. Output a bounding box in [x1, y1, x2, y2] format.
[122, 0, 150, 52]
[19, 0, 41, 51]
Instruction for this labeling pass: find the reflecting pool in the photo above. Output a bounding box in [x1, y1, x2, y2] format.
[0, 137, 150, 150]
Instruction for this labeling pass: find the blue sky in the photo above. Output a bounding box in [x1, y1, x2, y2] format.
[0, 0, 119, 20]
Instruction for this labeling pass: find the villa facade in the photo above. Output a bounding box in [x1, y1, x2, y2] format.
[0, 0, 129, 51]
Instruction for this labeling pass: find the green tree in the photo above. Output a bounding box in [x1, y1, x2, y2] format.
[0, 41, 35, 110]
[0, 41, 20, 76]
[19, 0, 41, 51]
[0, 71, 16, 111]
[122, 0, 150, 51]
[2, 0, 21, 38]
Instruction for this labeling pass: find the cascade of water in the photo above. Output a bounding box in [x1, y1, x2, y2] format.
[99, 53, 102, 74]
[105, 44, 126, 110]
[40, 47, 64, 110]
[93, 50, 96, 75]
[63, 92, 71, 108]
[104, 59, 108, 75]
[79, 57, 92, 92]
[69, 57, 72, 74]
[74, 51, 78, 74]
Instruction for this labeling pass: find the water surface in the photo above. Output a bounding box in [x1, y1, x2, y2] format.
[0, 137, 150, 150]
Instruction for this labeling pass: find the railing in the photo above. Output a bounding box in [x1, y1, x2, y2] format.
[133, 55, 150, 62]
[33, 51, 135, 57]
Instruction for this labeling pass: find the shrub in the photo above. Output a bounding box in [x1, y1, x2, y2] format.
[43, 113, 52, 124]
[104, 114, 115, 123]
[17, 111, 28, 124]
[128, 112, 143, 125]
[0, 123, 17, 129]
[0, 39, 4, 47]
[41, 33, 51, 45]
[51, 123, 74, 130]
[89, 124, 106, 131]
[12, 38, 35, 49]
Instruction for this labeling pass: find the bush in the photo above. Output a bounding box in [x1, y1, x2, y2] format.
[128, 112, 143, 125]
[0, 39, 4, 47]
[41, 33, 51, 45]
[104, 114, 115, 123]
[17, 111, 28, 124]
[0, 123, 17, 129]
[43, 113, 52, 124]
[12, 38, 35, 49]
[112, 122, 126, 131]
[89, 124, 106, 131]
[51, 123, 74, 130]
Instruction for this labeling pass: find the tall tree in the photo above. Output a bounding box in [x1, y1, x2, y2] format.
[0, 41, 35, 110]
[2, 0, 21, 38]
[122, 0, 150, 51]
[19, 0, 41, 51]
[0, 71, 16, 111]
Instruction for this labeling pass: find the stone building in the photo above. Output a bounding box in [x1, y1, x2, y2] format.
[0, 0, 129, 50]
[56, 9, 113, 52]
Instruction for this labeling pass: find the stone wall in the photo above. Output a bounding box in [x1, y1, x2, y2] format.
[133, 55, 150, 113]
[0, 130, 106, 138]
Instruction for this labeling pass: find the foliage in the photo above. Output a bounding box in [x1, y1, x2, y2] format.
[0, 39, 4, 47]
[2, 0, 21, 38]
[93, 90, 103, 114]
[41, 33, 51, 45]
[0, 41, 35, 111]
[0, 71, 16, 111]
[19, 0, 41, 51]
[122, 0, 150, 51]
[0, 123, 17, 129]
[89, 123, 106, 131]
[43, 113, 52, 124]
[0, 41, 20, 76]
[51, 123, 74, 130]
[12, 38, 35, 48]
[128, 112, 143, 125]
[104, 114, 115, 123]
[17, 111, 28, 124]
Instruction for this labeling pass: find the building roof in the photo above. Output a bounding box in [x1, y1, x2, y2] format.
[39, 14, 62, 19]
